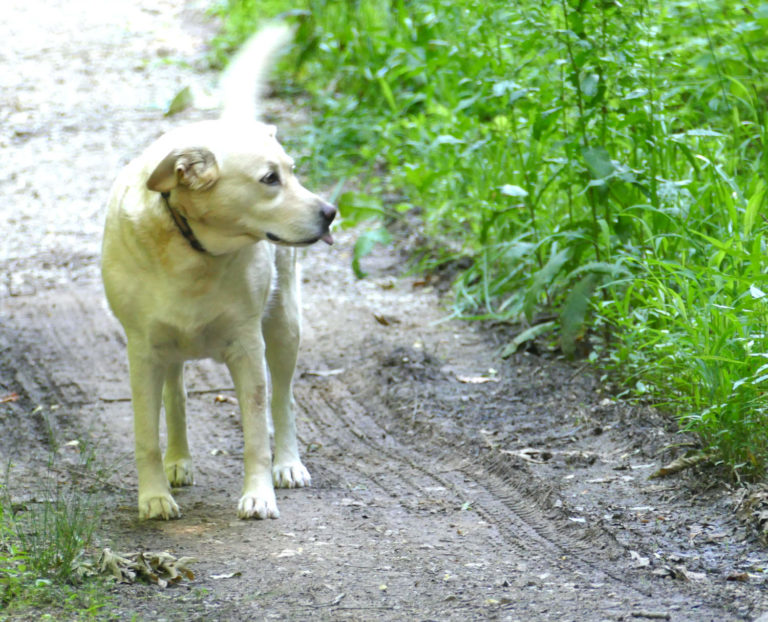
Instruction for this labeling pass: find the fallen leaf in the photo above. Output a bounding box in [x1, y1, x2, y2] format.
[650, 452, 711, 479]
[214, 394, 237, 405]
[341, 498, 366, 507]
[456, 374, 499, 384]
[500, 447, 552, 463]
[0, 392, 19, 404]
[305, 368, 345, 377]
[95, 548, 196, 587]
[373, 313, 400, 326]
[211, 571, 242, 580]
[630, 550, 650, 568]
[165, 86, 193, 116]
[726, 572, 749, 582]
[670, 564, 707, 582]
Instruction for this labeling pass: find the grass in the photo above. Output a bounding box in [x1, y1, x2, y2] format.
[0, 439, 112, 619]
[209, 0, 768, 479]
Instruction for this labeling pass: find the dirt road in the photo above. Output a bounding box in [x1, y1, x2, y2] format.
[2, 1, 767, 620]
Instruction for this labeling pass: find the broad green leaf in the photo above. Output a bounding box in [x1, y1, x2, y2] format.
[352, 227, 392, 279]
[165, 86, 193, 117]
[743, 179, 766, 238]
[685, 128, 725, 137]
[377, 76, 397, 113]
[582, 146, 614, 179]
[532, 107, 562, 141]
[501, 321, 556, 358]
[560, 273, 598, 357]
[581, 73, 599, 98]
[432, 134, 463, 146]
[523, 248, 570, 322]
[338, 192, 386, 228]
[499, 184, 528, 198]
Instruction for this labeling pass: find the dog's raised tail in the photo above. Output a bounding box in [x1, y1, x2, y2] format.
[219, 24, 292, 121]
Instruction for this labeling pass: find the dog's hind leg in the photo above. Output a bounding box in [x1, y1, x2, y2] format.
[263, 248, 311, 489]
[128, 342, 181, 519]
[163, 362, 194, 487]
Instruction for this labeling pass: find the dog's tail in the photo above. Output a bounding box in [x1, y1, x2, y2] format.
[219, 24, 292, 121]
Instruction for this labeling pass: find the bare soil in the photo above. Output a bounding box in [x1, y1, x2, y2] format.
[2, 1, 768, 620]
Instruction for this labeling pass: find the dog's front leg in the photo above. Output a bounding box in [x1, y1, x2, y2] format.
[225, 337, 279, 519]
[128, 344, 180, 520]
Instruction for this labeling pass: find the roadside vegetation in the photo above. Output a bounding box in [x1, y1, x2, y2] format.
[0, 441, 110, 619]
[211, 0, 768, 479]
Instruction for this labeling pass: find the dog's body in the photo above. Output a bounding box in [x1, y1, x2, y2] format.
[101, 26, 335, 520]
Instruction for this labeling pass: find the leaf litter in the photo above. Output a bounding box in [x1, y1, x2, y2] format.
[76, 548, 196, 588]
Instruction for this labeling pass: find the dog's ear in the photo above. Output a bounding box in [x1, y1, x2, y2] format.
[146, 147, 220, 193]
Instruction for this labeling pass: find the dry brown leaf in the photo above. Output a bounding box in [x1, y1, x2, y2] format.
[305, 368, 345, 377]
[96, 548, 196, 587]
[500, 447, 552, 464]
[0, 392, 20, 404]
[738, 485, 768, 542]
[456, 374, 499, 384]
[211, 571, 242, 580]
[214, 394, 238, 405]
[373, 313, 400, 326]
[649, 452, 711, 479]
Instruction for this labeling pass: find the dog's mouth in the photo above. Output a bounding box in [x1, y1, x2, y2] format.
[266, 231, 334, 246]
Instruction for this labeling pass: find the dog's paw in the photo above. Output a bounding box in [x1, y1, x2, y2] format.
[238, 492, 279, 520]
[138, 493, 181, 520]
[273, 462, 312, 489]
[165, 459, 194, 487]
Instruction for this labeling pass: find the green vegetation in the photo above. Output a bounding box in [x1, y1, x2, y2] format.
[1, 446, 110, 619]
[210, 1, 768, 478]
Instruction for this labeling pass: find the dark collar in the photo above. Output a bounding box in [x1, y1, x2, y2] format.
[160, 192, 209, 254]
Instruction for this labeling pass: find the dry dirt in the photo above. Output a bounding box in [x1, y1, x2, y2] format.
[2, 1, 768, 620]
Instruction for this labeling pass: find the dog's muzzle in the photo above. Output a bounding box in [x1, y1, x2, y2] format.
[267, 200, 337, 246]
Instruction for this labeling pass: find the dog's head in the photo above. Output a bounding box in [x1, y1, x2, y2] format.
[146, 121, 335, 249]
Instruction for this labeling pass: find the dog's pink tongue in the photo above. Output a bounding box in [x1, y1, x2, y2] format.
[321, 232, 334, 245]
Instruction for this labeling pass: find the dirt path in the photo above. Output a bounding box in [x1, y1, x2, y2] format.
[2, 1, 768, 620]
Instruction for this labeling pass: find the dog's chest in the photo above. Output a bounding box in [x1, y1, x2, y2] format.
[142, 252, 275, 362]
[145, 286, 268, 362]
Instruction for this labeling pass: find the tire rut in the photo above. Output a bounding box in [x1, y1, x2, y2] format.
[294, 378, 691, 616]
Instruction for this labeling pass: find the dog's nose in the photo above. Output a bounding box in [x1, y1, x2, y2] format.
[319, 201, 337, 225]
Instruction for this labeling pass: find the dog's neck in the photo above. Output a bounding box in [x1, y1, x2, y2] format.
[161, 192, 210, 254]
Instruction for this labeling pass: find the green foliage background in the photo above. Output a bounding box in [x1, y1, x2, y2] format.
[211, 0, 768, 478]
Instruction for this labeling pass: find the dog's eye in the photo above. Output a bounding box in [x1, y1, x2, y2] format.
[260, 171, 281, 186]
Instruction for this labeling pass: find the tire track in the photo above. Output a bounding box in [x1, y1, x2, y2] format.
[295, 378, 652, 599]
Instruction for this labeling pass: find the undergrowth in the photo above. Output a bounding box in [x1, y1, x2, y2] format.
[0, 440, 110, 619]
[209, 0, 768, 479]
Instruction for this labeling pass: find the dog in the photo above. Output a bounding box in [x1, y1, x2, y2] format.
[101, 25, 335, 520]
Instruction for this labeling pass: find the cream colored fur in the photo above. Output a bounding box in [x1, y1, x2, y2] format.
[101, 25, 335, 520]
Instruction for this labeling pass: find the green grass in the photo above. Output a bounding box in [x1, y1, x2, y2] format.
[0, 442, 111, 619]
[209, 0, 768, 478]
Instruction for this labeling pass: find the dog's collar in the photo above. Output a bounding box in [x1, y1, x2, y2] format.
[160, 192, 209, 254]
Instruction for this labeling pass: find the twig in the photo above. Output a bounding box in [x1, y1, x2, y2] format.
[631, 611, 670, 620]
[101, 387, 237, 403]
